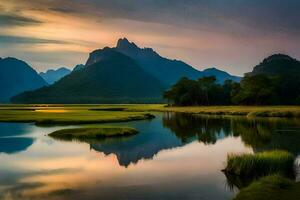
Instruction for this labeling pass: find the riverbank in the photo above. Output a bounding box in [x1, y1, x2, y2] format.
[1, 105, 300, 126]
[149, 105, 300, 118]
[0, 105, 155, 125]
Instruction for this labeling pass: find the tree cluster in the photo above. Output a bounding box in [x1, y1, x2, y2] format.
[164, 74, 300, 106]
[163, 76, 239, 106]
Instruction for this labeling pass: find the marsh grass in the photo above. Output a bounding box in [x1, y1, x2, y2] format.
[224, 150, 295, 179]
[0, 105, 155, 125]
[233, 175, 300, 200]
[1, 105, 300, 124]
[152, 106, 300, 118]
[49, 127, 138, 142]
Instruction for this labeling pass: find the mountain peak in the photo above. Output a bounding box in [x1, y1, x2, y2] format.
[203, 67, 219, 72]
[86, 47, 126, 66]
[263, 54, 295, 63]
[116, 38, 138, 50]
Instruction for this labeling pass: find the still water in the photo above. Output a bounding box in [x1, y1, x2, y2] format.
[0, 113, 300, 200]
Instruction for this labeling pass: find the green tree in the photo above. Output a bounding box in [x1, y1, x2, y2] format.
[232, 75, 279, 105]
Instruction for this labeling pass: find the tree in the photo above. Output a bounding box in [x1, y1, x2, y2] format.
[164, 76, 237, 106]
[231, 75, 279, 105]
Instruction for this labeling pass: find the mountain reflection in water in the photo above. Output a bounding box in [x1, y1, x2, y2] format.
[0, 113, 300, 200]
[90, 113, 300, 167]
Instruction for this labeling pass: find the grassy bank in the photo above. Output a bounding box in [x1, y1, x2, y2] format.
[1, 104, 300, 119]
[234, 175, 300, 200]
[0, 105, 155, 125]
[49, 127, 138, 142]
[153, 106, 300, 118]
[1, 105, 300, 126]
[224, 150, 295, 178]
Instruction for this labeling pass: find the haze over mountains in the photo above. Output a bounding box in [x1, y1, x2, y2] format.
[0, 57, 47, 102]
[10, 38, 240, 103]
[96, 38, 241, 86]
[1, 38, 243, 103]
[40, 67, 71, 84]
[12, 49, 166, 103]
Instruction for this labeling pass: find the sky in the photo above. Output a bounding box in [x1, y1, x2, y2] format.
[1, 0, 300, 75]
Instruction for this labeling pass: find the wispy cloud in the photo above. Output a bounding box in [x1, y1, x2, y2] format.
[0, 13, 42, 27]
[1, 0, 300, 75]
[0, 35, 69, 44]
[15, 0, 300, 36]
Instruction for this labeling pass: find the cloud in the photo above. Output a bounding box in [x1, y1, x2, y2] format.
[0, 35, 69, 44]
[12, 0, 300, 37]
[2, 0, 300, 74]
[49, 7, 82, 14]
[0, 13, 42, 27]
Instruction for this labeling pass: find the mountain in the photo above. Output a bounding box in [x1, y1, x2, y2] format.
[40, 67, 71, 84]
[73, 64, 85, 71]
[110, 38, 200, 86]
[242, 54, 300, 104]
[202, 68, 241, 83]
[0, 57, 47, 102]
[112, 38, 240, 86]
[11, 48, 165, 103]
[10, 38, 241, 104]
[247, 54, 300, 77]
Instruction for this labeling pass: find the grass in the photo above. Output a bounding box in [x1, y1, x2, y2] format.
[153, 105, 300, 118]
[1, 105, 300, 120]
[223, 150, 295, 179]
[233, 175, 300, 200]
[0, 105, 155, 125]
[49, 127, 138, 142]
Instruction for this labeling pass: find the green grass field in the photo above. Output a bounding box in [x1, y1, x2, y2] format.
[0, 105, 155, 125]
[1, 105, 300, 125]
[152, 105, 300, 117]
[49, 127, 138, 142]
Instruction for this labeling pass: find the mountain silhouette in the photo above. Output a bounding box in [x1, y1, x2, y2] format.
[10, 38, 241, 103]
[245, 54, 300, 104]
[40, 67, 71, 84]
[202, 68, 241, 83]
[247, 54, 300, 76]
[0, 57, 47, 102]
[73, 64, 85, 71]
[114, 38, 240, 86]
[11, 48, 165, 103]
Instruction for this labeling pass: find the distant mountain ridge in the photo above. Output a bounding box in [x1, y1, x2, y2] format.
[114, 38, 241, 85]
[12, 48, 165, 103]
[86, 38, 240, 86]
[0, 57, 47, 102]
[202, 67, 241, 83]
[10, 38, 241, 103]
[40, 67, 71, 84]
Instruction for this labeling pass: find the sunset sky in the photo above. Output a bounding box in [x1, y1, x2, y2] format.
[1, 0, 300, 75]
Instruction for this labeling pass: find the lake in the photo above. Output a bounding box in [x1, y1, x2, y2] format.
[0, 113, 300, 200]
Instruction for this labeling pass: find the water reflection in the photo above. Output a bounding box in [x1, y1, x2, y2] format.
[0, 137, 34, 154]
[0, 113, 300, 200]
[163, 113, 300, 154]
[90, 116, 187, 167]
[66, 113, 300, 167]
[0, 122, 32, 137]
[0, 123, 35, 154]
